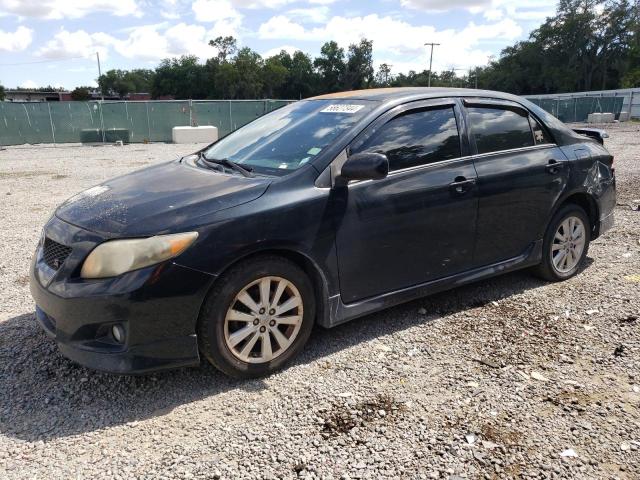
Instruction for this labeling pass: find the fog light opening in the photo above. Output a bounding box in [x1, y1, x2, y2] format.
[112, 324, 125, 344]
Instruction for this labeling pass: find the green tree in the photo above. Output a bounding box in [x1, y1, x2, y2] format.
[474, 0, 638, 94]
[98, 69, 154, 97]
[234, 47, 264, 98]
[0, 84, 5, 101]
[344, 39, 374, 90]
[314, 41, 345, 92]
[374, 63, 393, 87]
[263, 54, 289, 98]
[622, 68, 640, 86]
[214, 62, 239, 99]
[209, 36, 238, 63]
[70, 86, 92, 100]
[282, 51, 317, 99]
[98, 69, 135, 97]
[151, 56, 209, 99]
[125, 69, 155, 93]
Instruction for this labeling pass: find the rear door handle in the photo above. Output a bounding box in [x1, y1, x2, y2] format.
[449, 176, 476, 195]
[545, 159, 565, 174]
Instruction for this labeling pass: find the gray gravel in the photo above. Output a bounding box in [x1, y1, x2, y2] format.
[1, 129, 639, 479]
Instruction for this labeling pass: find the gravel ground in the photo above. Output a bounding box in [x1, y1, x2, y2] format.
[1, 127, 638, 480]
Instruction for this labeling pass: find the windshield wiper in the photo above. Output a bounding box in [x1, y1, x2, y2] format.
[197, 153, 254, 178]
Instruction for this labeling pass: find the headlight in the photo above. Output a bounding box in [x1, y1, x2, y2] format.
[80, 232, 198, 279]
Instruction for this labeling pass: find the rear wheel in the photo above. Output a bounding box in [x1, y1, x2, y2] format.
[532, 204, 591, 281]
[197, 256, 315, 378]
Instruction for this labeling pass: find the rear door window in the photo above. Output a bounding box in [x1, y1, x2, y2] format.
[467, 107, 534, 154]
[351, 106, 461, 172]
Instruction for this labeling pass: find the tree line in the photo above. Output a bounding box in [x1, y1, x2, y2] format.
[4, 0, 638, 100]
[90, 36, 376, 100]
[472, 0, 640, 94]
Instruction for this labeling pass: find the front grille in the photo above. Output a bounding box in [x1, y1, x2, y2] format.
[42, 237, 72, 270]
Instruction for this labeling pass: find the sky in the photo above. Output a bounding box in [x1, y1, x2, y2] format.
[0, 0, 557, 90]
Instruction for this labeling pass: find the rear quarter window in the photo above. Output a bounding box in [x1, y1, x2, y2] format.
[467, 107, 534, 154]
[529, 115, 554, 145]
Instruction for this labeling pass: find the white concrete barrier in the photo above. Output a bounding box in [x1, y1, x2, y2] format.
[172, 126, 218, 144]
[619, 111, 630, 122]
[602, 112, 615, 123]
[588, 113, 603, 123]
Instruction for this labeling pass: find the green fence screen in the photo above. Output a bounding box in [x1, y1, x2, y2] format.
[0, 99, 295, 146]
[526, 95, 625, 123]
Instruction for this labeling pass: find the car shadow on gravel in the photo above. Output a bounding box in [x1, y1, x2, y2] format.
[0, 262, 589, 442]
[0, 313, 263, 441]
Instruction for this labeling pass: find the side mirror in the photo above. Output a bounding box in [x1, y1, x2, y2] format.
[339, 152, 389, 183]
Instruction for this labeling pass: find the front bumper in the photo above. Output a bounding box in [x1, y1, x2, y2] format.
[30, 216, 215, 374]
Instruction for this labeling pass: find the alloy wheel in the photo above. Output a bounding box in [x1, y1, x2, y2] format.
[551, 215, 586, 273]
[224, 276, 303, 364]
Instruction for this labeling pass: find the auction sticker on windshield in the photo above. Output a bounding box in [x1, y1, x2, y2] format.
[320, 104, 365, 114]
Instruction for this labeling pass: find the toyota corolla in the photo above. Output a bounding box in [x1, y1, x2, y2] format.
[30, 88, 616, 377]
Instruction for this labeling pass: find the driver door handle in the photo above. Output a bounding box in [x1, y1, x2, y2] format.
[545, 159, 565, 174]
[449, 176, 476, 195]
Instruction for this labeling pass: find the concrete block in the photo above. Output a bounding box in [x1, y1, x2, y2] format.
[172, 126, 218, 144]
[618, 111, 630, 122]
[588, 113, 603, 123]
[601, 112, 615, 123]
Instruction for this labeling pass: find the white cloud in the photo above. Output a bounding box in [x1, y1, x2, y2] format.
[191, 0, 244, 40]
[207, 17, 243, 39]
[403, 0, 555, 13]
[401, 0, 491, 12]
[510, 9, 554, 21]
[35, 22, 228, 63]
[258, 15, 307, 39]
[403, 0, 556, 25]
[36, 28, 111, 59]
[165, 23, 216, 59]
[261, 45, 302, 58]
[160, 11, 181, 19]
[483, 8, 503, 20]
[108, 23, 211, 61]
[258, 14, 522, 70]
[230, 0, 295, 8]
[0, 25, 33, 52]
[286, 6, 330, 23]
[192, 0, 242, 22]
[0, 0, 141, 19]
[20, 80, 38, 88]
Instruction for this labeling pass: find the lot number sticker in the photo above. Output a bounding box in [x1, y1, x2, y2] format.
[320, 104, 364, 114]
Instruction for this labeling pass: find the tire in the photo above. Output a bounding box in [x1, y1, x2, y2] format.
[531, 203, 591, 282]
[197, 255, 315, 378]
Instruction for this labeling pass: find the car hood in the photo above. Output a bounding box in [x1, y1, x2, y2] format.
[55, 161, 271, 237]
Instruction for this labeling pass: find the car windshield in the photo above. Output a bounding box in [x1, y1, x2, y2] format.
[203, 99, 377, 176]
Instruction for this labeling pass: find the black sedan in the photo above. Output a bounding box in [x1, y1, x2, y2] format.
[30, 88, 616, 377]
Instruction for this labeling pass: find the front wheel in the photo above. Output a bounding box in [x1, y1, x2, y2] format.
[197, 256, 315, 378]
[532, 204, 591, 281]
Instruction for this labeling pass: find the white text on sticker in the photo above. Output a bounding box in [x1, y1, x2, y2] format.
[320, 104, 364, 114]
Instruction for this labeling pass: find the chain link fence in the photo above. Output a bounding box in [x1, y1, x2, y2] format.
[4, 89, 639, 146]
[525, 88, 640, 123]
[526, 96, 625, 123]
[0, 99, 294, 146]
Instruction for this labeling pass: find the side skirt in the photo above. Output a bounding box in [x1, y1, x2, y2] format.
[322, 240, 543, 328]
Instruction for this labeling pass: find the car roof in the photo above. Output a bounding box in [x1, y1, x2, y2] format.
[309, 87, 586, 148]
[309, 87, 523, 103]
